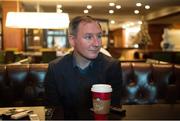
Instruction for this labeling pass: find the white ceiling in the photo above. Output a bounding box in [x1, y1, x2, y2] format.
[4, 0, 180, 30]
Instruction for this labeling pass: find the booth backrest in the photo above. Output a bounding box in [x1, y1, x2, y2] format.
[0, 64, 48, 107]
[121, 63, 180, 104]
[0, 63, 179, 107]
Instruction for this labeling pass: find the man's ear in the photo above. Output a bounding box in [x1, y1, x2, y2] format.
[68, 35, 75, 47]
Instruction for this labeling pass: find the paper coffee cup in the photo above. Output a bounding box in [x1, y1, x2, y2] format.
[91, 84, 112, 120]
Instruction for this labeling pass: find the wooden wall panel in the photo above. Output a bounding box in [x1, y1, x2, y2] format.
[148, 24, 170, 50]
[110, 28, 123, 48]
[110, 23, 174, 50]
[2, 1, 24, 51]
[172, 23, 180, 29]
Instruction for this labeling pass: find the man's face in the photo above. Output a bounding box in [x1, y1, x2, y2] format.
[72, 21, 102, 60]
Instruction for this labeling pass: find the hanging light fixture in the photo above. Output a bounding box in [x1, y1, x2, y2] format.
[6, 12, 69, 29]
[5, 1, 69, 29]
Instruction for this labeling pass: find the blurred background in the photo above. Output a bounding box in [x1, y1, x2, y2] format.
[0, 0, 180, 63]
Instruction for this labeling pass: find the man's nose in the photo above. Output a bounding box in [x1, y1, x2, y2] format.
[92, 36, 100, 46]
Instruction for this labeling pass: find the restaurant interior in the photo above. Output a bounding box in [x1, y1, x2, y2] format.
[0, 0, 180, 64]
[0, 0, 180, 120]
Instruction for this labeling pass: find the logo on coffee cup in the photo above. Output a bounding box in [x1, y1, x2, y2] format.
[96, 98, 101, 101]
[94, 98, 104, 112]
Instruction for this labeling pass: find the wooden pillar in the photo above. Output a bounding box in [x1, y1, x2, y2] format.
[110, 28, 123, 48]
[148, 24, 170, 50]
[2, 1, 24, 51]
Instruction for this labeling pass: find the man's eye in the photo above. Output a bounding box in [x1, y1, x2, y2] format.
[84, 35, 93, 40]
[97, 34, 102, 40]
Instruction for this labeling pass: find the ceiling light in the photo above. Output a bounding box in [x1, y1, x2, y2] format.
[129, 22, 134, 26]
[134, 44, 139, 48]
[109, 3, 115, 7]
[6, 12, 70, 29]
[134, 10, 139, 14]
[56, 4, 63, 13]
[145, 5, 150, 9]
[84, 9, 89, 14]
[87, 5, 92, 9]
[138, 21, 142, 24]
[136, 3, 142, 7]
[110, 20, 115, 24]
[122, 24, 128, 29]
[109, 10, 114, 14]
[57, 4, 62, 9]
[57, 9, 63, 13]
[116, 5, 121, 9]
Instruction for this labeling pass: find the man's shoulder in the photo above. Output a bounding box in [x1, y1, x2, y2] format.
[97, 53, 121, 74]
[49, 53, 72, 66]
[99, 52, 119, 63]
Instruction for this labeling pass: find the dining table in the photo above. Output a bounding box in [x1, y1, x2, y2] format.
[0, 104, 180, 120]
[50, 104, 180, 120]
[111, 104, 180, 120]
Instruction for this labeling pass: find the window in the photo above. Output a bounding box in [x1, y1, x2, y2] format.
[25, 29, 69, 51]
[46, 29, 68, 49]
[25, 29, 43, 51]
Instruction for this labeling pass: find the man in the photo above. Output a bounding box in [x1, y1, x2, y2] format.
[45, 16, 122, 119]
